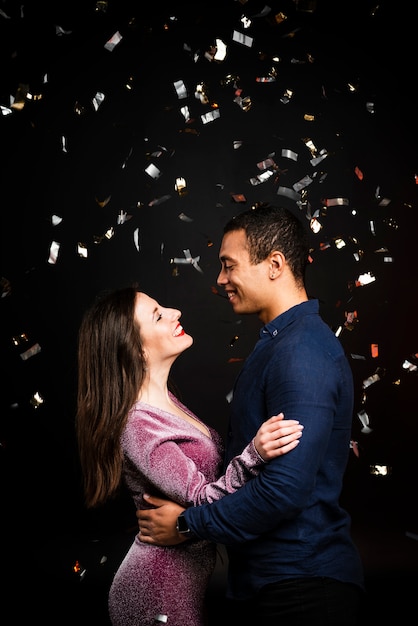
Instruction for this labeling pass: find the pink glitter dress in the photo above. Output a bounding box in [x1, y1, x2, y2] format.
[108, 393, 265, 626]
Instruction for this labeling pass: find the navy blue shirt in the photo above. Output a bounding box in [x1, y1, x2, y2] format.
[184, 299, 364, 599]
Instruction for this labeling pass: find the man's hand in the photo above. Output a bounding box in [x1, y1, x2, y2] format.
[137, 495, 187, 545]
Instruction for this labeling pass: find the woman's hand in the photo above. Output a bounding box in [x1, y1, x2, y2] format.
[254, 413, 303, 461]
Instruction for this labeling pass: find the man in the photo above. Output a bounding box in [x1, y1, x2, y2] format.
[138, 204, 365, 625]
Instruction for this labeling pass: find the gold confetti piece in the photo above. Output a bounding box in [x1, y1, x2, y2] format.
[11, 83, 29, 111]
[95, 1, 109, 14]
[334, 238, 346, 249]
[12, 333, 29, 346]
[234, 95, 252, 111]
[280, 88, 293, 104]
[30, 390, 44, 408]
[78, 243, 88, 258]
[73, 559, 88, 581]
[303, 138, 318, 156]
[74, 101, 86, 116]
[347, 82, 358, 93]
[175, 177, 187, 195]
[195, 82, 209, 104]
[274, 12, 288, 24]
[383, 217, 398, 230]
[221, 74, 240, 87]
[369, 464, 391, 477]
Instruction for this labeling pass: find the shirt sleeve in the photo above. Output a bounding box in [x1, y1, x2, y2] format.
[122, 408, 266, 507]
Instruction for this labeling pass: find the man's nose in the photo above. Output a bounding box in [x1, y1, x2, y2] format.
[217, 268, 227, 285]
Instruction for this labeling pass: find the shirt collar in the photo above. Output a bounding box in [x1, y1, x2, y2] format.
[260, 298, 319, 338]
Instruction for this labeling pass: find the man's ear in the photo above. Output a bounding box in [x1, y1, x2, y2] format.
[268, 251, 285, 279]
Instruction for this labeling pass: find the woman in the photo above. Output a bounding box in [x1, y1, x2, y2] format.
[76, 286, 303, 626]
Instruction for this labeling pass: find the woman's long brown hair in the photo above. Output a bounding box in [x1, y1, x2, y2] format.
[75, 286, 146, 508]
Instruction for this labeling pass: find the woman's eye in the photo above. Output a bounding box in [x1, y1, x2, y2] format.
[156, 313, 162, 321]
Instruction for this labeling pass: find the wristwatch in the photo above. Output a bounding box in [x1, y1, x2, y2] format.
[176, 513, 193, 537]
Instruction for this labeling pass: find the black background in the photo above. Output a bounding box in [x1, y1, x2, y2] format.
[1, 1, 417, 623]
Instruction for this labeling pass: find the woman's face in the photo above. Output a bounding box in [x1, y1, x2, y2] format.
[134, 292, 193, 365]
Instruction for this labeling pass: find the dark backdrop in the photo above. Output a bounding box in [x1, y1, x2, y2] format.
[1, 1, 417, 623]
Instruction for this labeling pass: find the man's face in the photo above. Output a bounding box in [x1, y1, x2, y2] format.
[217, 229, 271, 319]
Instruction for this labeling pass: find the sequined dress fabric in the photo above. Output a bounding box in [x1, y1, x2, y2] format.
[108, 393, 264, 626]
